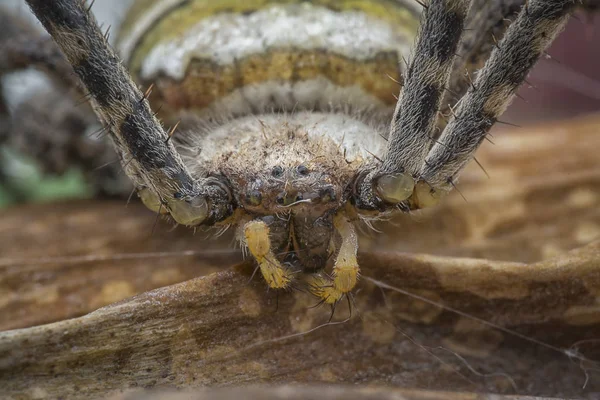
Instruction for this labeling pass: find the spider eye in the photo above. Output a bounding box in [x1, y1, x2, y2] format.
[245, 190, 262, 206]
[168, 196, 208, 226]
[271, 166, 284, 177]
[319, 186, 336, 203]
[376, 173, 415, 203]
[276, 193, 286, 205]
[296, 165, 309, 176]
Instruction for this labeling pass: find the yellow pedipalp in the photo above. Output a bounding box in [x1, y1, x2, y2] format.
[332, 212, 360, 294]
[243, 220, 293, 290]
[305, 274, 343, 305]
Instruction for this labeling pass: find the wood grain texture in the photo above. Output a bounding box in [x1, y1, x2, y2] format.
[1, 115, 600, 399]
[107, 385, 545, 399]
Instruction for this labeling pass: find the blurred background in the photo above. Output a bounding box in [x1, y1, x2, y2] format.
[0, 0, 599, 207]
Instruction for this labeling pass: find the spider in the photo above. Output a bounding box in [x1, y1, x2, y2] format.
[1, 0, 598, 307]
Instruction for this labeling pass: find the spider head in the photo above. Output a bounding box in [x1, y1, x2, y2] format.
[185, 114, 362, 223]
[239, 162, 342, 216]
[233, 157, 345, 271]
[142, 113, 447, 273]
[178, 114, 370, 270]
[145, 112, 446, 234]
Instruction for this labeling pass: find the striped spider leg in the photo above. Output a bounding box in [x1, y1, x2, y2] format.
[24, 0, 233, 227]
[354, 0, 578, 211]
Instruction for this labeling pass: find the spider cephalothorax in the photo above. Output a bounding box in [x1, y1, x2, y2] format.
[6, 0, 595, 305]
[151, 111, 396, 301]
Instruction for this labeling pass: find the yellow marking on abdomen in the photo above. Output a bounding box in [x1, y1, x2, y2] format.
[145, 50, 401, 118]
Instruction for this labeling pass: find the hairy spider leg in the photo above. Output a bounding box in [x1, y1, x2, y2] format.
[354, 0, 471, 210]
[355, 0, 578, 214]
[24, 0, 231, 226]
[421, 0, 575, 189]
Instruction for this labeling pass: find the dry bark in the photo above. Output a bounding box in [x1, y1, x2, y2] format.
[1, 115, 600, 399]
[107, 385, 545, 399]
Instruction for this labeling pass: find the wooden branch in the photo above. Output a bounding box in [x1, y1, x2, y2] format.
[107, 385, 547, 400]
[2, 241, 600, 397]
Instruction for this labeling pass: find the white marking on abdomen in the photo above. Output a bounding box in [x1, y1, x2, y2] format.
[140, 3, 411, 80]
[194, 77, 393, 121]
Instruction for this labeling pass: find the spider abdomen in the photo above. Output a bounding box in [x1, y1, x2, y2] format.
[117, 0, 420, 120]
